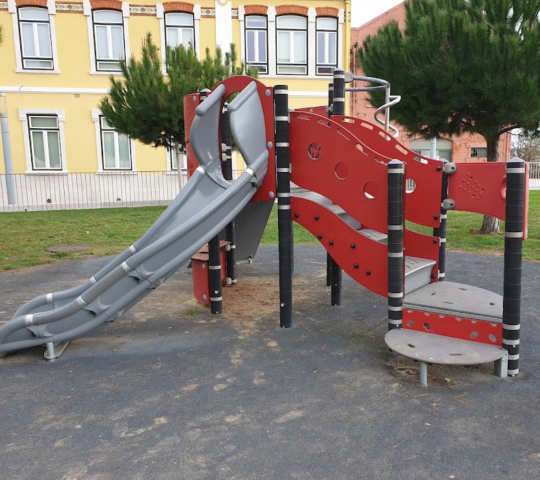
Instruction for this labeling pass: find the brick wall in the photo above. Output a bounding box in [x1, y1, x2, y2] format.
[350, 2, 511, 163]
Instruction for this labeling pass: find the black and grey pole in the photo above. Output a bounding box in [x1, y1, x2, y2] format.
[221, 104, 237, 285]
[387, 160, 405, 330]
[432, 161, 456, 281]
[326, 82, 334, 287]
[329, 69, 346, 306]
[200, 88, 223, 314]
[275, 85, 293, 328]
[503, 157, 526, 376]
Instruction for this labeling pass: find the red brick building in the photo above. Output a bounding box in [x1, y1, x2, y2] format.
[350, 2, 511, 163]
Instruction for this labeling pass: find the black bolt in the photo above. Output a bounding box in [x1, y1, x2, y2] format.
[437, 166, 442, 171]
[351, 243, 356, 249]
[318, 234, 323, 239]
[315, 215, 319, 220]
[433, 239, 438, 244]
[294, 213, 299, 218]
[366, 270, 371, 275]
[434, 215, 439, 220]
[431, 274, 437, 279]
[354, 263, 359, 269]
[329, 240, 334, 246]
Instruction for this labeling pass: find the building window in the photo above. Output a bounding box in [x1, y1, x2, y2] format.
[169, 145, 187, 171]
[100, 117, 131, 170]
[28, 115, 62, 170]
[245, 15, 268, 74]
[316, 17, 337, 75]
[276, 15, 307, 75]
[93, 10, 125, 71]
[471, 147, 487, 158]
[165, 12, 195, 49]
[18, 8, 53, 70]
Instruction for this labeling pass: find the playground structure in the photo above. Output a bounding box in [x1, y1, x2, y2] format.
[0, 72, 528, 386]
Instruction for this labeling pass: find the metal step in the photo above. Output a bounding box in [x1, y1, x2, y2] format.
[358, 229, 435, 294]
[385, 329, 508, 386]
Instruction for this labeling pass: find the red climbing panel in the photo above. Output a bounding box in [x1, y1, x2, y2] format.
[289, 112, 389, 234]
[403, 309, 503, 346]
[330, 116, 443, 229]
[291, 196, 388, 297]
[184, 76, 276, 202]
[449, 162, 507, 220]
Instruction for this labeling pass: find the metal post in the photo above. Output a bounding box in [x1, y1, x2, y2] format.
[329, 69, 346, 306]
[0, 93, 17, 205]
[275, 85, 293, 328]
[503, 158, 526, 376]
[433, 160, 456, 281]
[326, 82, 334, 287]
[387, 160, 405, 330]
[220, 104, 237, 285]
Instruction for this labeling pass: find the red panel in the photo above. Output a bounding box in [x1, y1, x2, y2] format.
[289, 112, 389, 234]
[448, 162, 507, 220]
[403, 308, 503, 346]
[183, 92, 201, 179]
[295, 105, 328, 116]
[404, 230, 439, 281]
[183, 76, 276, 202]
[291, 196, 388, 297]
[191, 242, 229, 303]
[331, 116, 443, 228]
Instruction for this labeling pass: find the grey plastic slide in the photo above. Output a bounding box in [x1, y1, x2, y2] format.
[0, 81, 269, 356]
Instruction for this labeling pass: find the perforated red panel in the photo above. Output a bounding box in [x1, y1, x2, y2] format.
[448, 162, 507, 220]
[291, 196, 388, 297]
[403, 308, 502, 346]
[183, 76, 276, 202]
[289, 112, 389, 234]
[331, 116, 443, 228]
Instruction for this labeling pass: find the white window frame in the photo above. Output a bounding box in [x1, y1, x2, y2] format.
[239, 7, 344, 79]
[91, 110, 136, 172]
[244, 15, 268, 74]
[316, 17, 338, 76]
[19, 109, 67, 174]
[276, 15, 308, 76]
[83, 1, 130, 75]
[8, 0, 60, 74]
[157, 4, 201, 73]
[164, 12, 195, 49]
[167, 144, 187, 173]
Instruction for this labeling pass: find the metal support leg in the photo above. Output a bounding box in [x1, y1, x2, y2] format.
[44, 341, 69, 361]
[495, 352, 509, 378]
[419, 362, 428, 386]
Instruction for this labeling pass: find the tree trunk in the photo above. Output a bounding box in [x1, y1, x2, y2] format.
[479, 135, 500, 235]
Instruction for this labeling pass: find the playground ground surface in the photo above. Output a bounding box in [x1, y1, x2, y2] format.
[1, 244, 540, 480]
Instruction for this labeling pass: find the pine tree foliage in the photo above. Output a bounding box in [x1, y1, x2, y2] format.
[358, 0, 540, 163]
[99, 33, 257, 151]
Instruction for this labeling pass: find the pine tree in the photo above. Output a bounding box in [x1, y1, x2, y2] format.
[358, 0, 540, 233]
[100, 33, 257, 158]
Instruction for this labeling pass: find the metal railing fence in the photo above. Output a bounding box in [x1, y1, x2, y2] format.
[0, 165, 537, 212]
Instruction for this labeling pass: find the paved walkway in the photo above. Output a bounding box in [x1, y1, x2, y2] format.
[1, 245, 539, 480]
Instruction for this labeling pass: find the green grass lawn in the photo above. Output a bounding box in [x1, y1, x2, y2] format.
[1, 191, 538, 271]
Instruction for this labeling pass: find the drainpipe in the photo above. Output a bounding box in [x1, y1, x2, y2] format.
[0, 93, 16, 205]
[344, 0, 351, 115]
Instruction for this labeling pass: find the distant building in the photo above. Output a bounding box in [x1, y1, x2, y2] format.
[350, 2, 511, 163]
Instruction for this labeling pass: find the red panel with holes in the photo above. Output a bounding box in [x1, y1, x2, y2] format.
[404, 230, 439, 280]
[403, 308, 503, 346]
[289, 112, 389, 234]
[448, 162, 507, 220]
[295, 105, 328, 116]
[183, 76, 276, 202]
[291, 196, 388, 297]
[330, 116, 443, 228]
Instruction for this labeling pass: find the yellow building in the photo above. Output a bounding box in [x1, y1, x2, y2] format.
[0, 0, 351, 194]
